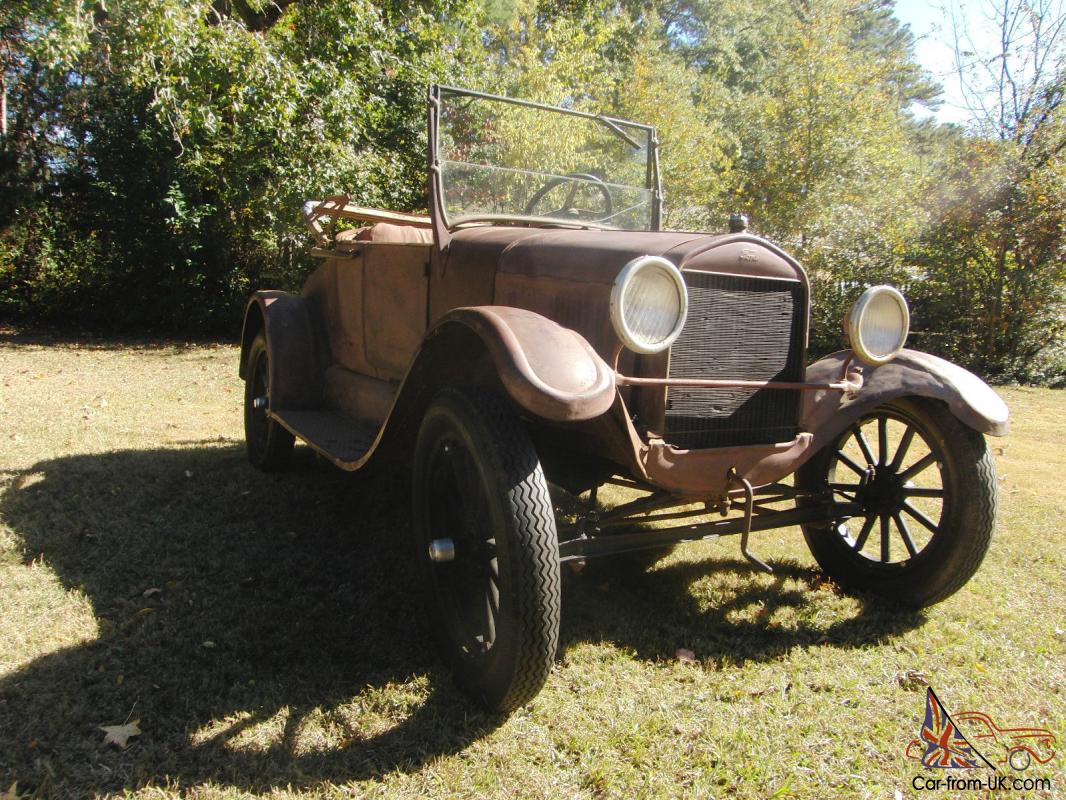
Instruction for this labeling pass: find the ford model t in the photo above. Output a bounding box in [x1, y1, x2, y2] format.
[239, 86, 1008, 711]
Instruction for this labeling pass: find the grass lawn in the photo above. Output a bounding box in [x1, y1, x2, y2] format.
[0, 330, 1063, 799]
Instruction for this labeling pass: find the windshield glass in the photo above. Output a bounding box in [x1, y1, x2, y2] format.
[436, 87, 658, 230]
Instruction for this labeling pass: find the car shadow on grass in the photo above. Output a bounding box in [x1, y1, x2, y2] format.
[0, 444, 499, 796]
[560, 555, 924, 668]
[0, 444, 922, 795]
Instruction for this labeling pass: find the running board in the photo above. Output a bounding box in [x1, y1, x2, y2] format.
[272, 409, 377, 466]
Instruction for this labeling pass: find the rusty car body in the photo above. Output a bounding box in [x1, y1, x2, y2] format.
[240, 86, 1008, 710]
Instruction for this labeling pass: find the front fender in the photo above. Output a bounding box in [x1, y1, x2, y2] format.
[802, 349, 1009, 447]
[239, 291, 323, 409]
[423, 307, 616, 422]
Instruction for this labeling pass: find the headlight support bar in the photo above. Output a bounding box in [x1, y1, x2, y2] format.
[615, 373, 863, 393]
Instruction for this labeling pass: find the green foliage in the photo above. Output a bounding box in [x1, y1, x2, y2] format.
[1, 0, 430, 328]
[1, 0, 1064, 382]
[909, 132, 1066, 385]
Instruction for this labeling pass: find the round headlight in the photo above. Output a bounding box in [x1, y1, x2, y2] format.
[846, 285, 910, 365]
[610, 256, 688, 354]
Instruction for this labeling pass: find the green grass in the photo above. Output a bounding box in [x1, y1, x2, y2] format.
[0, 329, 1064, 799]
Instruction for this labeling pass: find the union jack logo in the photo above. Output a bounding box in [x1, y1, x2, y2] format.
[920, 688, 987, 769]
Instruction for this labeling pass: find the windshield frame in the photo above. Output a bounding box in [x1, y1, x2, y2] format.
[428, 84, 663, 233]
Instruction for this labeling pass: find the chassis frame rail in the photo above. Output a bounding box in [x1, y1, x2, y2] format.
[557, 498, 861, 562]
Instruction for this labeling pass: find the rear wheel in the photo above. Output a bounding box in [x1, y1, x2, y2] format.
[243, 333, 295, 471]
[412, 388, 561, 711]
[797, 397, 996, 607]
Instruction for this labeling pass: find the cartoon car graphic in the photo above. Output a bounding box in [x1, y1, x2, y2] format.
[906, 710, 1057, 770]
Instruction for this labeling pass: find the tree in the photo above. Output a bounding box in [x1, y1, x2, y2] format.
[911, 0, 1066, 381]
[0, 0, 438, 327]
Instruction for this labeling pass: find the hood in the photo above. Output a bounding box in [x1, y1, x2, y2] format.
[484, 227, 804, 284]
[476, 226, 806, 362]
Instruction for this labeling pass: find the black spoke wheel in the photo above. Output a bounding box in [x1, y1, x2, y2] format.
[797, 397, 996, 607]
[243, 333, 294, 470]
[413, 388, 560, 711]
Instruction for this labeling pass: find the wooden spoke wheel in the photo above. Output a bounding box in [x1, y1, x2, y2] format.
[798, 398, 996, 607]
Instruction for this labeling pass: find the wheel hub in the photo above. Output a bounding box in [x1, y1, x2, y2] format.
[858, 466, 906, 516]
[428, 537, 456, 563]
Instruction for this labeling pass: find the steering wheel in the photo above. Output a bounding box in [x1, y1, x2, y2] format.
[523, 172, 613, 220]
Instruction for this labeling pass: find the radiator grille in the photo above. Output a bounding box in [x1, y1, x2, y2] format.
[663, 271, 806, 449]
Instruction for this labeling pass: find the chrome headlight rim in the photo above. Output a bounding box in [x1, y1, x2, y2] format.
[846, 285, 910, 365]
[609, 255, 689, 355]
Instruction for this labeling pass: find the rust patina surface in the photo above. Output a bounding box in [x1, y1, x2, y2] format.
[240, 93, 1008, 490]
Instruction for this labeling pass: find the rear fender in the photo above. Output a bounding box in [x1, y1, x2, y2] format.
[802, 349, 1009, 450]
[414, 307, 616, 423]
[238, 291, 323, 409]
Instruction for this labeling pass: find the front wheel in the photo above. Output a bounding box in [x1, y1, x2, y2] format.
[797, 397, 996, 607]
[412, 388, 561, 711]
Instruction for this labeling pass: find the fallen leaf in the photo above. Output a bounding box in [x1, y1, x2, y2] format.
[100, 720, 141, 749]
[896, 669, 930, 690]
[676, 648, 696, 664]
[1, 782, 19, 800]
[201, 640, 216, 649]
[142, 587, 162, 599]
[184, 470, 193, 478]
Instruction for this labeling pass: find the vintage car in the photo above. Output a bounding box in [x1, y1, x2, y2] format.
[239, 85, 1009, 711]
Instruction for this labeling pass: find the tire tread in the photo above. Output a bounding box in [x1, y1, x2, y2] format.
[417, 388, 560, 711]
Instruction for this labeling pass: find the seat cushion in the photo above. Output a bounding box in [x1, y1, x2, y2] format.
[336, 222, 433, 249]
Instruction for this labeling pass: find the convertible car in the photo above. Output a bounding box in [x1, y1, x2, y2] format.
[239, 85, 1008, 710]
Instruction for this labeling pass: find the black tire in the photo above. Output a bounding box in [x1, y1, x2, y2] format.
[243, 333, 295, 471]
[797, 397, 996, 607]
[412, 387, 561, 712]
